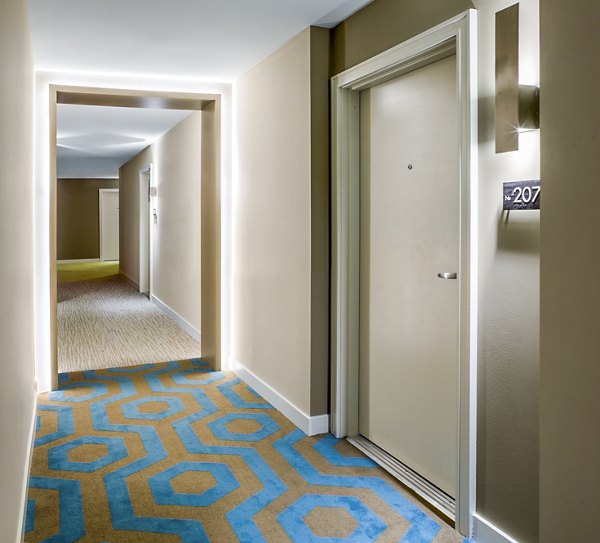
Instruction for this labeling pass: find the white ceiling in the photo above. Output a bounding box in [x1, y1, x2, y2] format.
[28, 0, 372, 80]
[57, 105, 193, 178]
[30, 0, 373, 179]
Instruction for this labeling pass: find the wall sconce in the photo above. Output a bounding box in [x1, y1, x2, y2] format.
[495, 3, 540, 153]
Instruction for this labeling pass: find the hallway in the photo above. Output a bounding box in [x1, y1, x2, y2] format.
[2, 1, 599, 542]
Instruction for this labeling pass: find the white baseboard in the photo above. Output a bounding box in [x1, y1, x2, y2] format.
[19, 395, 37, 542]
[151, 295, 201, 342]
[57, 258, 100, 264]
[232, 360, 329, 436]
[472, 513, 519, 543]
[120, 270, 140, 289]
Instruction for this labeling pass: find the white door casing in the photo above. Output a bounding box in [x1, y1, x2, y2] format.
[330, 10, 477, 536]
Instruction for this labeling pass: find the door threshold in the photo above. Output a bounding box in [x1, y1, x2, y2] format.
[347, 435, 455, 522]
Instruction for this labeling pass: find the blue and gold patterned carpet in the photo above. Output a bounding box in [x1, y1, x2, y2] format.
[26, 359, 466, 542]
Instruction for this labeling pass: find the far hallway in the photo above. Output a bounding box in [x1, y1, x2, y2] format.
[57, 262, 200, 373]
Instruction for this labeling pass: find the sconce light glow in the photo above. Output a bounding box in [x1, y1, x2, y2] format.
[495, 4, 540, 153]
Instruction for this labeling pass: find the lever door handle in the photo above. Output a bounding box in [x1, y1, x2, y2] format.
[437, 272, 457, 279]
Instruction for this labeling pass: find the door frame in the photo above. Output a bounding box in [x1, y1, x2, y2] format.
[330, 10, 478, 535]
[48, 85, 223, 390]
[99, 188, 119, 261]
[139, 165, 152, 297]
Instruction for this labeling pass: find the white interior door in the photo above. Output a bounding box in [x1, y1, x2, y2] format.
[358, 54, 459, 497]
[99, 189, 119, 261]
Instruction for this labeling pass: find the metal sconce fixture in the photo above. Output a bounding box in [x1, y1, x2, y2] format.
[495, 3, 539, 153]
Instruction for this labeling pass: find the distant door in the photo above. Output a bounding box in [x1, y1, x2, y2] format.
[99, 189, 119, 261]
[359, 55, 459, 496]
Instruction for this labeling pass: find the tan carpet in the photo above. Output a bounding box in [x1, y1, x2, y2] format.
[58, 274, 201, 372]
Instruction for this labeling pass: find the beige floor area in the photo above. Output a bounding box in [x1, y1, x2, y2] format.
[57, 262, 201, 373]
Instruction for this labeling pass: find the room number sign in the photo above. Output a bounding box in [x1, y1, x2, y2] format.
[503, 180, 541, 210]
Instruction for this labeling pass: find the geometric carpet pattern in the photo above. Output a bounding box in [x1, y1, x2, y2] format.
[26, 359, 467, 542]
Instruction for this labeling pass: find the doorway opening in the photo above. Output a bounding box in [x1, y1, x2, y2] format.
[330, 11, 477, 536]
[49, 86, 222, 386]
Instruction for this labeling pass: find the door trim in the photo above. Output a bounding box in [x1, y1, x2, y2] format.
[99, 188, 119, 262]
[46, 85, 223, 391]
[330, 10, 478, 536]
[139, 165, 152, 297]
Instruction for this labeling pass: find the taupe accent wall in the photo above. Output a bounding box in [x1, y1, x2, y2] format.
[309, 27, 331, 415]
[119, 147, 152, 284]
[0, 0, 36, 540]
[540, 1, 600, 541]
[234, 28, 330, 417]
[200, 102, 221, 369]
[57, 178, 119, 260]
[151, 112, 202, 336]
[331, 0, 474, 75]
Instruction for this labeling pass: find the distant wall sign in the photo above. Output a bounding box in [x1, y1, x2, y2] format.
[503, 180, 540, 210]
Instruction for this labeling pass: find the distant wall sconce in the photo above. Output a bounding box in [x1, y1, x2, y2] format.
[495, 3, 540, 153]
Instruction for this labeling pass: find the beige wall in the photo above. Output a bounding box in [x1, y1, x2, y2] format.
[119, 146, 152, 284]
[234, 28, 330, 417]
[57, 178, 119, 260]
[0, 0, 36, 541]
[540, 1, 600, 541]
[120, 113, 202, 334]
[333, 0, 539, 540]
[152, 112, 202, 331]
[331, 0, 474, 75]
[309, 28, 330, 414]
